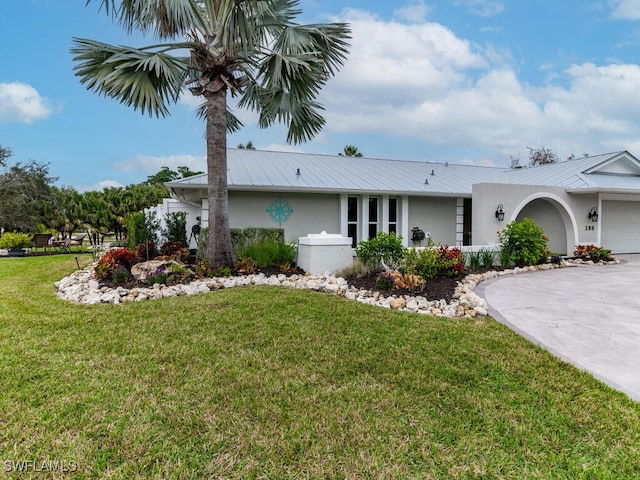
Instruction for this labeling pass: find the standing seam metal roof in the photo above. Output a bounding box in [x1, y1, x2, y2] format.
[166, 149, 640, 194]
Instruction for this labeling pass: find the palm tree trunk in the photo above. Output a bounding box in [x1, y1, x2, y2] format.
[205, 88, 236, 269]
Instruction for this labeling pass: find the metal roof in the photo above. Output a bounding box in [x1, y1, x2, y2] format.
[166, 149, 640, 195]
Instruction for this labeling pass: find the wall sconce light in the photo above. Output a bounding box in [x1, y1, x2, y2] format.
[495, 204, 505, 221]
[588, 207, 598, 222]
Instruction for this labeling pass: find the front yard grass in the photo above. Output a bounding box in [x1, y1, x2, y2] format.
[1, 255, 639, 478]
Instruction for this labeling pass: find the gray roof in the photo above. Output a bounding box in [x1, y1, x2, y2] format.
[167, 149, 640, 195]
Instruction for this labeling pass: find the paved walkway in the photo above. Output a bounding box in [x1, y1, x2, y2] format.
[475, 255, 640, 402]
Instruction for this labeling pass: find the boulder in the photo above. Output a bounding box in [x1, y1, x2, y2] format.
[131, 260, 186, 281]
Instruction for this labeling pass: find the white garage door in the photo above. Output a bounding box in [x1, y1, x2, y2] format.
[601, 200, 640, 253]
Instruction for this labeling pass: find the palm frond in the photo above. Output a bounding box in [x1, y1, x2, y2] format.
[85, 0, 206, 38]
[238, 17, 350, 143]
[72, 38, 189, 117]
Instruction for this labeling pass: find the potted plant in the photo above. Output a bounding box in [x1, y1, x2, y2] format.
[0, 231, 34, 257]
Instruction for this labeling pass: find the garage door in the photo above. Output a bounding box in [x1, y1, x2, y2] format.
[601, 200, 640, 253]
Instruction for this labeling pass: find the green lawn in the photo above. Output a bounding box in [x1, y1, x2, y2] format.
[1, 255, 639, 479]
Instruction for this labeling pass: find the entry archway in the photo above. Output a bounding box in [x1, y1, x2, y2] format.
[510, 193, 578, 256]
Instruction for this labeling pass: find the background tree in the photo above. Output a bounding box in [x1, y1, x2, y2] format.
[527, 146, 558, 166]
[510, 147, 559, 169]
[0, 145, 11, 168]
[339, 145, 363, 157]
[0, 158, 57, 233]
[73, 0, 350, 269]
[145, 165, 203, 185]
[237, 141, 255, 150]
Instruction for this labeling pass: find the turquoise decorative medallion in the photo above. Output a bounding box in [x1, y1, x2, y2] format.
[266, 197, 293, 226]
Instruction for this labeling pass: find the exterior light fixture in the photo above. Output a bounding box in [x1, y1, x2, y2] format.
[588, 207, 598, 222]
[411, 227, 426, 246]
[495, 204, 505, 221]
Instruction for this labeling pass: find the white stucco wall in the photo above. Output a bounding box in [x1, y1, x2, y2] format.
[146, 198, 201, 249]
[203, 191, 341, 242]
[407, 197, 458, 245]
[472, 183, 599, 252]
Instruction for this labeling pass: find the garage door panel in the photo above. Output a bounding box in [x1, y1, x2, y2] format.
[601, 200, 640, 253]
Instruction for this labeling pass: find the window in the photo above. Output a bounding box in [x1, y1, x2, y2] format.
[388, 198, 397, 234]
[368, 197, 378, 239]
[347, 196, 358, 248]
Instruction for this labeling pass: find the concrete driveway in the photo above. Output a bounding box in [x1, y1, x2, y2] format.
[475, 255, 640, 402]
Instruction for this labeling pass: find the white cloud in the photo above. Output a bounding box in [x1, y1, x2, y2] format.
[77, 180, 124, 193]
[178, 90, 203, 110]
[113, 154, 206, 175]
[323, 10, 487, 117]
[0, 82, 53, 124]
[610, 0, 640, 19]
[393, 1, 432, 23]
[259, 143, 305, 153]
[454, 0, 506, 17]
[314, 8, 640, 162]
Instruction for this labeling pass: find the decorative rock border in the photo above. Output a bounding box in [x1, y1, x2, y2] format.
[55, 258, 618, 318]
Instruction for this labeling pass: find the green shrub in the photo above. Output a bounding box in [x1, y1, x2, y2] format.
[128, 211, 160, 250]
[230, 227, 285, 252]
[235, 237, 297, 268]
[400, 248, 439, 280]
[498, 218, 549, 267]
[167, 263, 191, 283]
[163, 211, 188, 246]
[127, 212, 146, 250]
[355, 232, 405, 271]
[0, 231, 33, 250]
[212, 266, 232, 277]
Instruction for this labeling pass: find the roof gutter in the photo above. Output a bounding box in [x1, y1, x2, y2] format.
[166, 182, 471, 198]
[566, 187, 640, 195]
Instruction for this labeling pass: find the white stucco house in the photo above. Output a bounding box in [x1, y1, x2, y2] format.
[161, 149, 640, 255]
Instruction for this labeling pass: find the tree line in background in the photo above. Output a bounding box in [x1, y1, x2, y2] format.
[0, 144, 197, 243]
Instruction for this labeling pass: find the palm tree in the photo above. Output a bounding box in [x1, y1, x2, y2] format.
[72, 0, 351, 268]
[339, 145, 363, 157]
[237, 141, 255, 150]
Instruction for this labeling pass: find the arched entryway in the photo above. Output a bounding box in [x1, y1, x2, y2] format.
[511, 194, 578, 256]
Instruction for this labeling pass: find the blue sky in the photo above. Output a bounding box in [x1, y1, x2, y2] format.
[3, 1, 640, 191]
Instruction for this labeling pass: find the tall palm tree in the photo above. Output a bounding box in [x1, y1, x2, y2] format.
[339, 145, 363, 157]
[72, 0, 351, 268]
